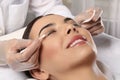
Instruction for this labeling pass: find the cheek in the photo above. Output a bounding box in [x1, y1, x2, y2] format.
[39, 40, 63, 72]
[42, 46, 57, 59]
[41, 40, 61, 63]
[79, 28, 95, 46]
[78, 28, 97, 53]
[83, 29, 97, 53]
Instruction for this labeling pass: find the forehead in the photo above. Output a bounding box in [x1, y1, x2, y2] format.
[36, 15, 66, 25]
[29, 15, 66, 39]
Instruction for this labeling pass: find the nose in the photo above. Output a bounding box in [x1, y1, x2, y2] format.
[66, 26, 79, 34]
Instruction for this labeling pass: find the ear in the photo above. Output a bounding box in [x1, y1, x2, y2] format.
[30, 68, 49, 80]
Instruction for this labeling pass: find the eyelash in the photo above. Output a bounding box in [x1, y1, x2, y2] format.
[47, 30, 56, 37]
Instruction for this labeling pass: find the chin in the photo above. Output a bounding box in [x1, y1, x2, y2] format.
[66, 44, 96, 67]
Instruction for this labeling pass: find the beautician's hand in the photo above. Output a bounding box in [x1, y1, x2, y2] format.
[75, 7, 104, 36]
[0, 38, 41, 71]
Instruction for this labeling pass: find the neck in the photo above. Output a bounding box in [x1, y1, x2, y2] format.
[51, 63, 107, 80]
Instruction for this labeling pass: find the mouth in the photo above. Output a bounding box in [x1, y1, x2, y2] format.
[67, 35, 87, 48]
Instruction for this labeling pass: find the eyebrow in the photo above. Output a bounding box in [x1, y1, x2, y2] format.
[64, 17, 73, 23]
[38, 17, 74, 35]
[39, 23, 54, 35]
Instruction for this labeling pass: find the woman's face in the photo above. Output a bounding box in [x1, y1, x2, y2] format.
[29, 15, 97, 74]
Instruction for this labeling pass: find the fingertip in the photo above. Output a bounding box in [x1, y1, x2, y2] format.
[21, 39, 33, 46]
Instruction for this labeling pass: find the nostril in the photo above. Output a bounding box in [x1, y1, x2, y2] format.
[73, 28, 79, 33]
[67, 29, 71, 34]
[76, 30, 79, 33]
[73, 28, 76, 31]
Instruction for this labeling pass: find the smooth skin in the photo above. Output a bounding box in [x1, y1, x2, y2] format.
[27, 14, 107, 80]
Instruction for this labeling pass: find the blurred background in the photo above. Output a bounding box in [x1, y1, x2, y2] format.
[63, 0, 120, 39]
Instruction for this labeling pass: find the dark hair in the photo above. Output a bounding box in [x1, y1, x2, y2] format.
[23, 14, 54, 39]
[23, 16, 43, 39]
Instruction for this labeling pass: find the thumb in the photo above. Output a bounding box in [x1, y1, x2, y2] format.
[14, 38, 42, 62]
[15, 39, 33, 52]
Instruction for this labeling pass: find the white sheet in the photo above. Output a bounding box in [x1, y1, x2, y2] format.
[94, 33, 120, 74]
[0, 27, 26, 40]
[0, 66, 27, 80]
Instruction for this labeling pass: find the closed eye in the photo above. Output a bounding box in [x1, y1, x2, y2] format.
[46, 30, 56, 37]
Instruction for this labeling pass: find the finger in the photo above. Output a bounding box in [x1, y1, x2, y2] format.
[15, 38, 41, 62]
[16, 39, 33, 48]
[9, 39, 32, 53]
[13, 62, 39, 71]
[81, 19, 100, 29]
[91, 27, 104, 36]
[18, 62, 39, 71]
[8, 59, 39, 71]
[11, 48, 40, 71]
[88, 24, 102, 33]
[26, 47, 40, 69]
[16, 48, 40, 71]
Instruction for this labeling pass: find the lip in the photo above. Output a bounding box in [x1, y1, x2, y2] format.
[66, 35, 87, 48]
